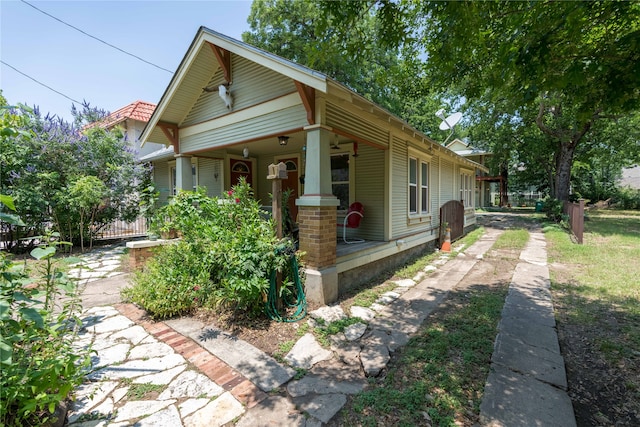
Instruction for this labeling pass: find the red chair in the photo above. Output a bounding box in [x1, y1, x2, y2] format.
[340, 202, 364, 244]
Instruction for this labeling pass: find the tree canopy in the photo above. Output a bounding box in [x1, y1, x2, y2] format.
[242, 0, 460, 141]
[320, 0, 640, 201]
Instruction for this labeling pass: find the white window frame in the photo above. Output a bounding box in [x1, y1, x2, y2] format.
[421, 161, 429, 214]
[169, 158, 198, 196]
[460, 167, 474, 208]
[408, 148, 432, 221]
[331, 149, 353, 214]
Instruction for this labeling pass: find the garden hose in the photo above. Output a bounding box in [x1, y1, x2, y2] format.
[266, 245, 307, 322]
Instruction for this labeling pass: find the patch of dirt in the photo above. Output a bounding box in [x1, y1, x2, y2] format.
[551, 268, 640, 426]
[192, 308, 305, 357]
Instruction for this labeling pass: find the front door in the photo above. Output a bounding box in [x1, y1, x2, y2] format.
[278, 158, 299, 221]
[230, 158, 253, 188]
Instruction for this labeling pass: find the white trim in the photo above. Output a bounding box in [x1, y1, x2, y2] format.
[181, 92, 301, 139]
[407, 147, 431, 221]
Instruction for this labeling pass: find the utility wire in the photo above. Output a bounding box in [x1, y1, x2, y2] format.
[1, 60, 82, 105]
[20, 0, 174, 74]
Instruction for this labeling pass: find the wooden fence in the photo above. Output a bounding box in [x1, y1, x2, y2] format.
[563, 199, 585, 244]
[440, 200, 465, 242]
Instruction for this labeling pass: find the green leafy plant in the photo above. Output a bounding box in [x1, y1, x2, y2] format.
[126, 383, 165, 400]
[123, 179, 299, 318]
[542, 196, 565, 223]
[0, 219, 91, 426]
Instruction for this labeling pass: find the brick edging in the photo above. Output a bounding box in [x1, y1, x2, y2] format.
[114, 303, 267, 408]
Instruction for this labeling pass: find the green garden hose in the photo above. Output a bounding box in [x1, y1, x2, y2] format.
[266, 252, 307, 322]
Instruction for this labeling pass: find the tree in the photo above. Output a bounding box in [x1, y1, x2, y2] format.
[0, 96, 149, 251]
[320, 0, 640, 200]
[243, 0, 457, 140]
[66, 176, 108, 252]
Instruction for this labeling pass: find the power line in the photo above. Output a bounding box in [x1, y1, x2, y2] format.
[20, 0, 174, 74]
[1, 60, 83, 105]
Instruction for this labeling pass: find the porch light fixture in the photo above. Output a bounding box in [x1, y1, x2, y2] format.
[278, 135, 289, 146]
[332, 134, 340, 149]
[242, 147, 249, 159]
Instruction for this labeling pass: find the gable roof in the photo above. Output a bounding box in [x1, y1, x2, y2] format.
[139, 27, 487, 172]
[447, 138, 490, 157]
[140, 26, 328, 146]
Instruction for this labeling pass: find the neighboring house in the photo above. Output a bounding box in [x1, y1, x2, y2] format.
[139, 27, 487, 305]
[621, 165, 640, 189]
[446, 139, 498, 207]
[97, 100, 164, 158]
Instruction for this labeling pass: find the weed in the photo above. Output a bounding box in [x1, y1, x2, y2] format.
[294, 368, 307, 380]
[492, 228, 530, 251]
[126, 383, 164, 400]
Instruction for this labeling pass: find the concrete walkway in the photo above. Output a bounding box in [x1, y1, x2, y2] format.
[479, 226, 576, 427]
[66, 216, 576, 426]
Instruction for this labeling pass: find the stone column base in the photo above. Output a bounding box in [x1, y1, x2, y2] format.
[304, 266, 338, 306]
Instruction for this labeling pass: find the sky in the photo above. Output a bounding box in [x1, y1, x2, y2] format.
[1, 0, 253, 121]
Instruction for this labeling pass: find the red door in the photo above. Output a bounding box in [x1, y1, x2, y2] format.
[230, 159, 253, 187]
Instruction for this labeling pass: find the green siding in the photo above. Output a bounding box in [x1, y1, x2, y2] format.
[440, 158, 455, 204]
[391, 137, 408, 239]
[198, 158, 223, 198]
[153, 161, 172, 205]
[326, 103, 389, 148]
[353, 144, 385, 241]
[430, 156, 440, 226]
[182, 56, 297, 127]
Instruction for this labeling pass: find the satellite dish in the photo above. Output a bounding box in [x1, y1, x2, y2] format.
[434, 109, 463, 145]
[438, 112, 462, 131]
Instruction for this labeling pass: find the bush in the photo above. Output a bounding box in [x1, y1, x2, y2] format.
[613, 187, 640, 210]
[122, 240, 212, 318]
[0, 234, 91, 426]
[123, 179, 297, 318]
[542, 196, 565, 222]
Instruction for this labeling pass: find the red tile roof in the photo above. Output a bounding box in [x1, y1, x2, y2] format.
[100, 100, 156, 128]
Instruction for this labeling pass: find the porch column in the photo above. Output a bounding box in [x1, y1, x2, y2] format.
[175, 154, 193, 192]
[296, 125, 340, 305]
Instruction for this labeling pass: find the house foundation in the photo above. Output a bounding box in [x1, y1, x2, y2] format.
[297, 204, 338, 305]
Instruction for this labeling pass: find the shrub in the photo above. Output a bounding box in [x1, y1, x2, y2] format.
[542, 196, 565, 223]
[122, 240, 212, 318]
[124, 179, 297, 318]
[613, 187, 640, 210]
[0, 232, 91, 426]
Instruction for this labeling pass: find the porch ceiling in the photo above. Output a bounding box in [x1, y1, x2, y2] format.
[184, 131, 356, 160]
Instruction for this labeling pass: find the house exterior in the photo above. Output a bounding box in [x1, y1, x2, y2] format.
[139, 27, 486, 305]
[98, 100, 164, 159]
[621, 166, 640, 189]
[446, 139, 495, 207]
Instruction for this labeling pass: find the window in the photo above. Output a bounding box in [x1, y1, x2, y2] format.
[409, 158, 418, 214]
[421, 162, 429, 213]
[460, 170, 473, 207]
[408, 151, 430, 216]
[169, 161, 198, 195]
[331, 153, 350, 211]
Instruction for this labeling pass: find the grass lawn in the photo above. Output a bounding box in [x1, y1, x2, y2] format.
[546, 209, 640, 425]
[332, 225, 531, 426]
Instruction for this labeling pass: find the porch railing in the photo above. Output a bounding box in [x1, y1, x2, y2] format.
[563, 199, 585, 244]
[95, 216, 148, 240]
